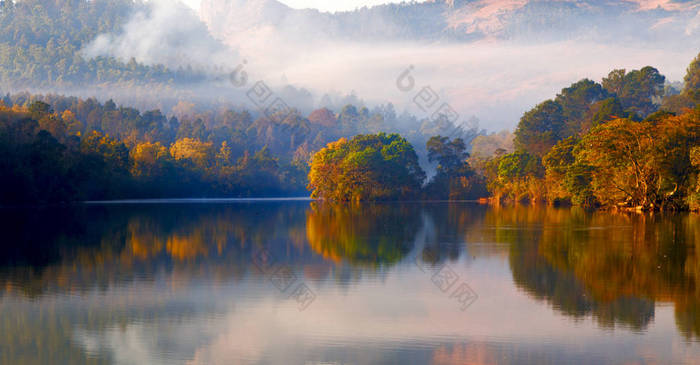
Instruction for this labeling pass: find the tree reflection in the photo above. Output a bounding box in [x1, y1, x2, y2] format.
[1, 203, 700, 341]
[0, 203, 314, 298]
[305, 202, 419, 266]
[487, 206, 700, 338]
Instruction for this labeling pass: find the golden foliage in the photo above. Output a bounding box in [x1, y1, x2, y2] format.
[169, 138, 214, 168]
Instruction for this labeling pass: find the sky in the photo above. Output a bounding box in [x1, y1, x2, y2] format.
[181, 0, 409, 12]
[277, 0, 407, 12]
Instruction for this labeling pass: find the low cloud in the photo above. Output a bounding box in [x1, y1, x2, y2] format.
[79, 0, 700, 131]
[82, 0, 236, 70]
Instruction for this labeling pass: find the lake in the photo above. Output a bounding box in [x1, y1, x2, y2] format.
[1, 201, 700, 364]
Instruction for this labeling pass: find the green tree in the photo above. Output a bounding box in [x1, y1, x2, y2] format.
[424, 136, 486, 200]
[487, 151, 546, 203]
[308, 133, 425, 201]
[514, 100, 565, 156]
[555, 79, 610, 135]
[426, 136, 468, 173]
[590, 97, 624, 126]
[602, 67, 665, 117]
[684, 52, 700, 98]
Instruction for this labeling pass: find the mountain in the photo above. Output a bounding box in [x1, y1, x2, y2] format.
[3, 0, 698, 132]
[200, 0, 700, 45]
[200, 0, 450, 44]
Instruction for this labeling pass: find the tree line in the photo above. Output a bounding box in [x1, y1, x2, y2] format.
[473, 52, 700, 211]
[0, 91, 484, 203]
[0, 96, 307, 203]
[306, 52, 700, 207]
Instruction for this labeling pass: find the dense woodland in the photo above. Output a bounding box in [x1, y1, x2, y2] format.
[0, 91, 486, 203]
[2, 0, 700, 208]
[0, 0, 486, 204]
[0, 0, 208, 86]
[470, 52, 700, 211]
[2, 50, 699, 205]
[0, 89, 486, 203]
[0, 94, 333, 202]
[307, 52, 700, 207]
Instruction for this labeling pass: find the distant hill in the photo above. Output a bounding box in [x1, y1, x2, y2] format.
[0, 0, 224, 89]
[200, 0, 700, 45]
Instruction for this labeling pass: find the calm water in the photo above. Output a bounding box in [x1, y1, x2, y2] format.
[2, 201, 700, 364]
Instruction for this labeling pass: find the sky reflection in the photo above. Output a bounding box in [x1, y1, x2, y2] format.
[1, 202, 700, 364]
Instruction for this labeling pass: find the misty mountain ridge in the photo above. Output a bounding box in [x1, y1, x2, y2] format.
[3, 0, 699, 132]
[201, 0, 700, 45]
[193, 0, 700, 130]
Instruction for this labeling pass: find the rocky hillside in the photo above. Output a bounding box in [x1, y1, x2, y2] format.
[200, 0, 700, 46]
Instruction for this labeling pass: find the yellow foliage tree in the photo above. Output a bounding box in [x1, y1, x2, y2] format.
[169, 138, 214, 169]
[61, 110, 83, 136]
[131, 141, 169, 177]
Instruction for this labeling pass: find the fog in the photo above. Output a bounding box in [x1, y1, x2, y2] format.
[82, 0, 236, 70]
[77, 0, 700, 131]
[231, 39, 697, 130]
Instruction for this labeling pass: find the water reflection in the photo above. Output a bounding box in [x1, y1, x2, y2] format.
[1, 203, 700, 364]
[305, 202, 419, 265]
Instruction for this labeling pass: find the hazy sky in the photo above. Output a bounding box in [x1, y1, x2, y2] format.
[277, 0, 407, 12]
[181, 0, 409, 12]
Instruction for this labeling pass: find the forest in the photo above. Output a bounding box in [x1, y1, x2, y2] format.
[473, 52, 700, 211]
[2, 50, 699, 206]
[307, 52, 700, 208]
[0, 92, 484, 203]
[0, 0, 208, 86]
[1, 0, 700, 208]
[0, 93, 333, 202]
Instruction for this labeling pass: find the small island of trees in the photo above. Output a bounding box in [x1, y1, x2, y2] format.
[307, 133, 486, 201]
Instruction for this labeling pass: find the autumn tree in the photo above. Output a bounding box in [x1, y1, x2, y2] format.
[81, 131, 129, 174]
[169, 138, 214, 170]
[131, 141, 170, 178]
[307, 133, 425, 201]
[575, 109, 700, 210]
